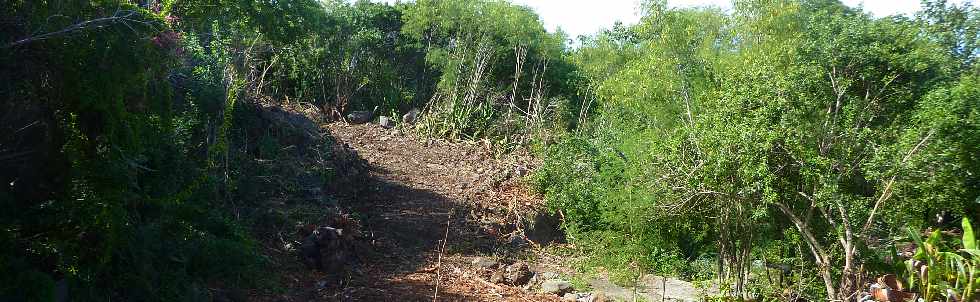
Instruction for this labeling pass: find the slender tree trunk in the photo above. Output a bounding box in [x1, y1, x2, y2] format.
[777, 202, 838, 300]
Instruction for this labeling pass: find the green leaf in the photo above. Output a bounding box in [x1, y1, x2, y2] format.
[928, 230, 943, 246]
[963, 217, 976, 250]
[960, 248, 980, 258]
[908, 227, 928, 260]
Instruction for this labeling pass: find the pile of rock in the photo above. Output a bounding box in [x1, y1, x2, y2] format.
[473, 256, 597, 300]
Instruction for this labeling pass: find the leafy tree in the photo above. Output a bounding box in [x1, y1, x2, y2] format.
[538, 0, 979, 300]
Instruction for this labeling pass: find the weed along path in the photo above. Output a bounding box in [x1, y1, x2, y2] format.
[263, 122, 562, 302]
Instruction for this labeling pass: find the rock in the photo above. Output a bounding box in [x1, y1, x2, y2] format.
[301, 226, 346, 271]
[346, 106, 377, 124]
[589, 275, 716, 302]
[589, 278, 642, 301]
[402, 108, 420, 124]
[593, 292, 607, 302]
[640, 274, 709, 302]
[503, 262, 533, 285]
[379, 116, 395, 129]
[472, 257, 499, 269]
[490, 270, 505, 284]
[540, 271, 560, 280]
[508, 235, 529, 248]
[561, 292, 599, 302]
[541, 279, 574, 295]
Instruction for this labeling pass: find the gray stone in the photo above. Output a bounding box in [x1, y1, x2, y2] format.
[503, 262, 533, 285]
[379, 116, 395, 128]
[508, 235, 529, 248]
[589, 278, 637, 301]
[541, 279, 574, 295]
[562, 293, 579, 301]
[402, 108, 420, 124]
[561, 292, 599, 302]
[589, 275, 718, 302]
[346, 106, 377, 124]
[472, 257, 499, 269]
[489, 270, 505, 284]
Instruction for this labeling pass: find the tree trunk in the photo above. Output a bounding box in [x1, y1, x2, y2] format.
[777, 202, 838, 300]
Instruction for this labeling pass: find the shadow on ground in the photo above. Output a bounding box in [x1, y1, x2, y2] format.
[333, 166, 528, 300]
[246, 117, 552, 301]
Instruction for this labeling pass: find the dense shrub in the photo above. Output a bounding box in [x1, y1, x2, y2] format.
[537, 0, 979, 300]
[0, 1, 267, 300]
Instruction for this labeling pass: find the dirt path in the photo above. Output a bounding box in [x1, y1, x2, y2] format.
[258, 123, 562, 301]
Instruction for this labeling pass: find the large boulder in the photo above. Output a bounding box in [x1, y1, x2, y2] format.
[589, 275, 718, 302]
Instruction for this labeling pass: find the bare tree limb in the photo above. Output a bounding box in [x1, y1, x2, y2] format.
[5, 10, 154, 48]
[861, 129, 934, 236]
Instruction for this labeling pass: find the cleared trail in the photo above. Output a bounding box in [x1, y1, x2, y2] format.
[258, 122, 559, 302]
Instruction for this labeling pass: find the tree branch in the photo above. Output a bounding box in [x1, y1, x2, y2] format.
[861, 129, 934, 235]
[4, 10, 153, 48]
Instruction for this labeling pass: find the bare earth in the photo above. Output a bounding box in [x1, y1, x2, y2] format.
[256, 122, 562, 302]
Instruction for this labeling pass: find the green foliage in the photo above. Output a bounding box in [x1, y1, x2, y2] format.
[537, 0, 979, 299]
[965, 218, 977, 250]
[904, 219, 980, 302]
[403, 0, 580, 143]
[0, 1, 267, 300]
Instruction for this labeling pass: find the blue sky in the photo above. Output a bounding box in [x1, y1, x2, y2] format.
[508, 0, 976, 38]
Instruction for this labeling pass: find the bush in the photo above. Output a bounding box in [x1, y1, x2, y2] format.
[536, 1, 980, 300]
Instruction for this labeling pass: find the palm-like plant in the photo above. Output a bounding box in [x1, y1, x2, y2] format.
[905, 218, 980, 302]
